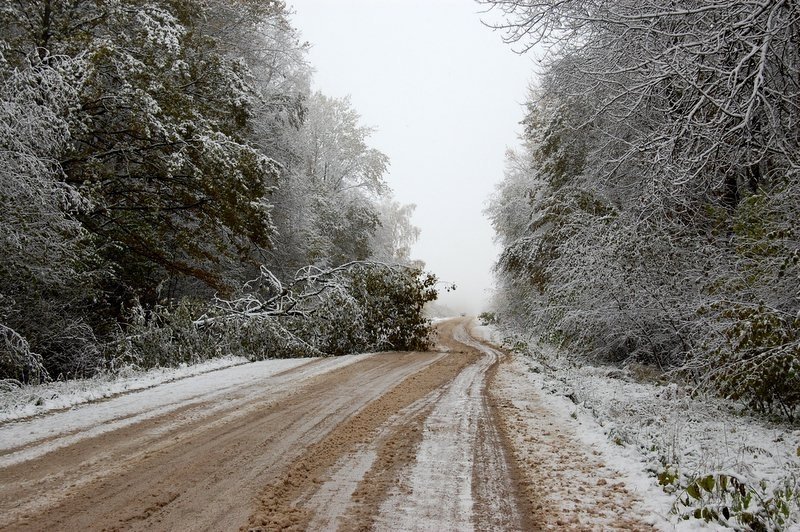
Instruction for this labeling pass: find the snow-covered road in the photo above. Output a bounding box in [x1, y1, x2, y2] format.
[0, 318, 667, 531]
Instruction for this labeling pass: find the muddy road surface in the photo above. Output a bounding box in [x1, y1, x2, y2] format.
[0, 319, 530, 531]
[0, 318, 656, 531]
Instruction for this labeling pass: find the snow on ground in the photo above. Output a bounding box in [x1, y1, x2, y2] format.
[368, 320, 524, 531]
[0, 355, 249, 423]
[479, 326, 672, 530]
[375, 327, 519, 530]
[475, 324, 800, 530]
[0, 354, 370, 467]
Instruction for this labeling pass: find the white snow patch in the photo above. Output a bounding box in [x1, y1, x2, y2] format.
[0, 354, 370, 467]
[376, 354, 481, 529]
[474, 324, 800, 530]
[0, 355, 249, 423]
[375, 322, 522, 531]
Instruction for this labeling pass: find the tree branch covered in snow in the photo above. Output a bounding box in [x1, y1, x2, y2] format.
[0, 0, 430, 382]
[107, 262, 438, 368]
[485, 0, 800, 419]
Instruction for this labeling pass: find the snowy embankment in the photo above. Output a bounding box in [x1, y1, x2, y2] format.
[0, 355, 250, 423]
[0, 358, 304, 463]
[475, 324, 800, 531]
[0, 354, 371, 469]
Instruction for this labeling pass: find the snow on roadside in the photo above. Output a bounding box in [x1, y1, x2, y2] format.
[0, 354, 373, 469]
[474, 323, 800, 530]
[0, 355, 250, 423]
[478, 325, 673, 530]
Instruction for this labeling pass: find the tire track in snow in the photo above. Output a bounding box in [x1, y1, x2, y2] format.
[371, 321, 525, 531]
[0, 351, 440, 531]
[1, 319, 533, 532]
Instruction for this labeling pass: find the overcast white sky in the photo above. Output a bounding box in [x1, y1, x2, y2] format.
[288, 0, 534, 314]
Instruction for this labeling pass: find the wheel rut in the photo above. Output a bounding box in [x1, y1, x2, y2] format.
[0, 319, 531, 532]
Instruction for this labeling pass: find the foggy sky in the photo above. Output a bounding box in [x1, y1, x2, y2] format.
[288, 0, 534, 314]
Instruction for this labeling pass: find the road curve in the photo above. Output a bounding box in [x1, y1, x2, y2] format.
[0, 318, 527, 531]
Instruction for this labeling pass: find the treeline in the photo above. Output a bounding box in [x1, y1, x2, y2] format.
[1, 0, 434, 383]
[485, 0, 799, 417]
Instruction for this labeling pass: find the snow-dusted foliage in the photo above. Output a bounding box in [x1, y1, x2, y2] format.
[268, 92, 396, 273]
[370, 199, 422, 264]
[0, 1, 431, 382]
[485, 0, 800, 419]
[110, 262, 438, 368]
[0, 48, 103, 381]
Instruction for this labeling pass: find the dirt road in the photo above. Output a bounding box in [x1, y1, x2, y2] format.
[0, 319, 528, 531]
